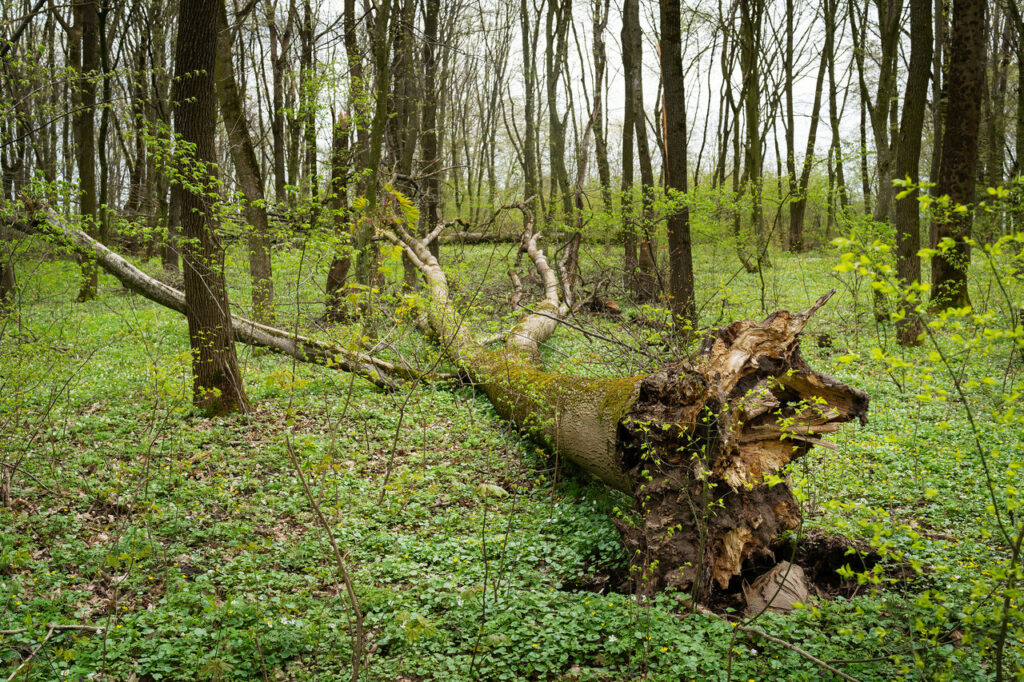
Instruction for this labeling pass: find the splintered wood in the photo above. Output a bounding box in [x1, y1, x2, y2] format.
[616, 292, 869, 598]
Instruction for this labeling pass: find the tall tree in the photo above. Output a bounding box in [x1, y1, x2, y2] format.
[591, 0, 612, 213]
[893, 0, 932, 345]
[173, 0, 250, 415]
[929, 0, 987, 308]
[71, 0, 99, 302]
[659, 0, 696, 325]
[739, 0, 767, 263]
[622, 0, 657, 301]
[1007, 0, 1024, 181]
[215, 0, 276, 323]
[519, 0, 539, 216]
[544, 0, 573, 220]
[788, 17, 829, 252]
[420, 0, 441, 259]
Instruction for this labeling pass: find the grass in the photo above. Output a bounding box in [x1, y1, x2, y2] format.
[0, 224, 1021, 680]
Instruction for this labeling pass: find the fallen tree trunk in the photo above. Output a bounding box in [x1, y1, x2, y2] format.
[6, 205, 427, 391]
[11, 203, 869, 601]
[386, 222, 869, 600]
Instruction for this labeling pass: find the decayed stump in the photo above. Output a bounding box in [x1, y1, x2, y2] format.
[384, 221, 869, 602]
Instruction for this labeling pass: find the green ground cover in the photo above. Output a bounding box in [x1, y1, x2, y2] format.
[1, 232, 1021, 680]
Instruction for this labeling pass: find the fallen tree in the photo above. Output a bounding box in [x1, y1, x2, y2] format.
[9, 203, 869, 602]
[383, 220, 869, 598]
[5, 204, 427, 392]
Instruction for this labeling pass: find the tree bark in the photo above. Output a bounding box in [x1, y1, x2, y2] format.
[173, 0, 250, 415]
[71, 0, 99, 302]
[789, 34, 829, 252]
[929, 0, 986, 308]
[591, 0, 612, 214]
[892, 0, 931, 346]
[520, 0, 539, 219]
[623, 0, 657, 302]
[325, 114, 352, 321]
[544, 0, 573, 221]
[659, 0, 696, 326]
[420, 0, 441, 260]
[620, 1, 638, 294]
[215, 0, 276, 324]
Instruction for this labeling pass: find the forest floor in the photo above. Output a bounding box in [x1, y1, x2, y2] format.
[1, 233, 1021, 680]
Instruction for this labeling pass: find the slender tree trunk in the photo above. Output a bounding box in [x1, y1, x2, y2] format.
[592, 0, 612, 213]
[981, 17, 1011, 241]
[215, 0, 275, 323]
[545, 0, 573, 221]
[356, 0, 393, 286]
[72, 0, 99, 302]
[659, 0, 696, 326]
[420, 0, 441, 259]
[789, 30, 830, 251]
[740, 0, 766, 263]
[623, 0, 657, 301]
[893, 0, 931, 345]
[300, 0, 319, 227]
[929, 0, 986, 308]
[1009, 2, 1024, 181]
[173, 0, 250, 415]
[325, 115, 352, 321]
[96, 3, 111, 247]
[826, 0, 850, 215]
[268, 9, 290, 205]
[784, 0, 798, 249]
[520, 0, 539, 217]
[621, 11, 638, 295]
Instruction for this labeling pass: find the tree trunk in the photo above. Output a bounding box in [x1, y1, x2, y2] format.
[268, 8, 291, 205]
[387, 224, 869, 602]
[592, 0, 612, 213]
[325, 114, 352, 321]
[789, 33, 829, 252]
[6, 206, 409, 392]
[520, 0, 539, 218]
[173, 0, 250, 416]
[893, 0, 931, 346]
[929, 0, 986, 309]
[420, 0, 441, 260]
[215, 0, 275, 324]
[825, 0, 850, 216]
[71, 0, 99, 302]
[0, 246, 14, 316]
[659, 0, 696, 327]
[620, 19, 638, 295]
[545, 0, 573, 222]
[623, 0, 657, 302]
[740, 0, 766, 264]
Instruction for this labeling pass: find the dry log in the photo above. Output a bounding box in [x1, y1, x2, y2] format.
[5, 205, 430, 391]
[386, 221, 869, 601]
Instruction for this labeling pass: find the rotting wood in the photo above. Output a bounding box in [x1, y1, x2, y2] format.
[385, 220, 869, 602]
